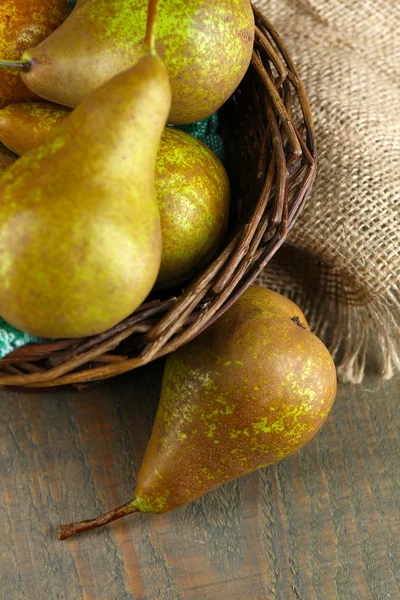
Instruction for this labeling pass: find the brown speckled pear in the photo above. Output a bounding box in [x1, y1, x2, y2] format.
[0, 0, 254, 124]
[0, 0, 171, 339]
[0, 105, 230, 288]
[0, 0, 71, 108]
[59, 287, 337, 540]
[155, 128, 230, 288]
[0, 143, 18, 175]
[0, 102, 70, 154]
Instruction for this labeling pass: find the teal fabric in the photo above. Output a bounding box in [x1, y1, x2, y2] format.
[0, 320, 42, 357]
[176, 113, 224, 162]
[0, 0, 224, 358]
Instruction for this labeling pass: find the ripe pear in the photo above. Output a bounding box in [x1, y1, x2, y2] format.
[0, 0, 71, 108]
[0, 102, 70, 154]
[0, 143, 18, 175]
[1, 0, 254, 124]
[0, 2, 171, 339]
[59, 287, 337, 539]
[0, 104, 230, 288]
[156, 128, 229, 288]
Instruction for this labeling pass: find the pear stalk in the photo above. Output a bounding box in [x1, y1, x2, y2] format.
[0, 60, 31, 72]
[59, 500, 138, 540]
[145, 0, 161, 54]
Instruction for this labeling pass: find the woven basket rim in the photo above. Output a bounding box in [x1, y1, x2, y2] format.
[0, 4, 317, 389]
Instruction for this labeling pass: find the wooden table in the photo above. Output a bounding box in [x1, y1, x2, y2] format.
[1, 357, 399, 600]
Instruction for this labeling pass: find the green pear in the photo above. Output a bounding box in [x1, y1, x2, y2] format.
[156, 128, 229, 288]
[0, 104, 230, 288]
[1, 0, 254, 124]
[0, 102, 71, 155]
[0, 143, 18, 175]
[0, 1, 171, 339]
[59, 287, 337, 539]
[0, 0, 71, 108]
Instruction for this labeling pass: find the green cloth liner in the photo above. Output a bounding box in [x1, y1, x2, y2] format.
[0, 0, 224, 358]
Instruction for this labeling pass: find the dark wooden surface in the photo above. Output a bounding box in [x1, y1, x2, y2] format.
[0, 356, 399, 600]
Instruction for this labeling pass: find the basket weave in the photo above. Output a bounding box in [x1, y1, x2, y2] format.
[0, 5, 316, 389]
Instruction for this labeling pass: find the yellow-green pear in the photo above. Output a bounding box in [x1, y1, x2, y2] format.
[0, 102, 71, 154]
[156, 128, 230, 288]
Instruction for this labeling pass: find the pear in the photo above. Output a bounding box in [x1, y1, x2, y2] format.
[0, 0, 171, 339]
[0, 0, 71, 108]
[0, 143, 18, 175]
[0, 0, 254, 124]
[0, 104, 230, 288]
[59, 287, 337, 539]
[156, 128, 230, 288]
[0, 102, 71, 155]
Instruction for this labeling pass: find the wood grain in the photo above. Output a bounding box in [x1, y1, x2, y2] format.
[0, 358, 399, 600]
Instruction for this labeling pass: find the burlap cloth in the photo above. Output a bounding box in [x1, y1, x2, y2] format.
[253, 0, 400, 383]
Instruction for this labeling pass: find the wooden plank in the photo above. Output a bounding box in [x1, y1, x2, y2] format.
[0, 359, 399, 600]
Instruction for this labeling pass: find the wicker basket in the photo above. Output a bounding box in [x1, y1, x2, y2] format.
[0, 5, 316, 389]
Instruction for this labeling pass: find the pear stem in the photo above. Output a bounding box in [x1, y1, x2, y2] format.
[0, 60, 31, 72]
[145, 0, 161, 54]
[58, 499, 138, 540]
[292, 316, 307, 330]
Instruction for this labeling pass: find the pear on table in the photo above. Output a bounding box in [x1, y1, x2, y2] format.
[59, 287, 337, 539]
[0, 0, 71, 108]
[0, 0, 254, 124]
[0, 0, 171, 339]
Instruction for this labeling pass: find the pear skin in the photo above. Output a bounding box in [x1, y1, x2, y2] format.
[0, 143, 18, 175]
[59, 287, 337, 539]
[0, 102, 71, 154]
[17, 0, 254, 124]
[0, 52, 171, 338]
[156, 128, 230, 288]
[0, 0, 71, 108]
